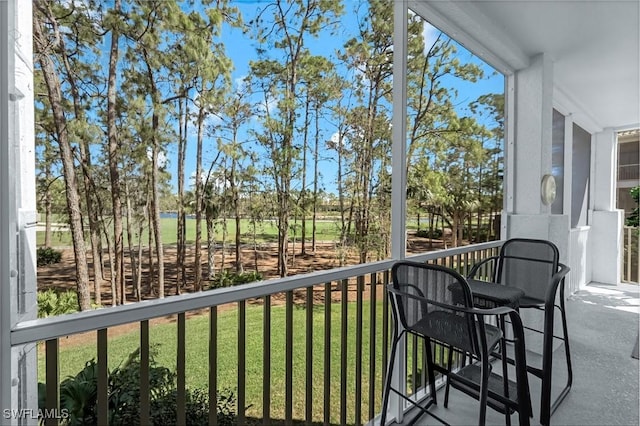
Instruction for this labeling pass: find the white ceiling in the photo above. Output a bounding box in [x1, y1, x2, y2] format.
[416, 0, 640, 131]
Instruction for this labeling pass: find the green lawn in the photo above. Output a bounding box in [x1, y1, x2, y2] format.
[37, 217, 343, 248]
[40, 300, 394, 424]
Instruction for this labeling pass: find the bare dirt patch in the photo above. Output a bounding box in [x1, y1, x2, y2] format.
[38, 235, 450, 347]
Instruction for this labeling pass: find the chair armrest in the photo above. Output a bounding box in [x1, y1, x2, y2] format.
[387, 285, 518, 319]
[467, 256, 499, 281]
[544, 262, 571, 307]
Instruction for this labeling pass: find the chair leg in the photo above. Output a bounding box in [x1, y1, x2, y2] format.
[478, 355, 490, 426]
[499, 315, 512, 426]
[425, 339, 438, 405]
[559, 288, 573, 388]
[443, 346, 454, 408]
[540, 305, 555, 426]
[541, 292, 573, 426]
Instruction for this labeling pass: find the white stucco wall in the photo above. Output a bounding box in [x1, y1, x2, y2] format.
[1, 0, 38, 422]
[590, 130, 623, 285]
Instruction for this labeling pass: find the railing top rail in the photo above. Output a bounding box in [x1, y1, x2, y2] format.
[13, 259, 393, 345]
[406, 240, 503, 263]
[12, 241, 504, 346]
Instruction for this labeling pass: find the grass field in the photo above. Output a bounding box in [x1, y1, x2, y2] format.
[39, 300, 393, 424]
[37, 217, 345, 248]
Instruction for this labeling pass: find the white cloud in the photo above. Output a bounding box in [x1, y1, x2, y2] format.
[423, 21, 441, 52]
[146, 147, 167, 169]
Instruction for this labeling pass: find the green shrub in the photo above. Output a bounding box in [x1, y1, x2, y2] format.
[209, 270, 263, 290]
[37, 247, 62, 266]
[38, 347, 237, 426]
[415, 229, 443, 239]
[37, 289, 80, 318]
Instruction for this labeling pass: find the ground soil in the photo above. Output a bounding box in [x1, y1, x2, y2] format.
[37, 234, 452, 347]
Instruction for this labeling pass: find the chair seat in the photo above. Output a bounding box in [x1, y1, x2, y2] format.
[467, 279, 525, 308]
[518, 295, 545, 308]
[409, 311, 502, 353]
[450, 364, 521, 414]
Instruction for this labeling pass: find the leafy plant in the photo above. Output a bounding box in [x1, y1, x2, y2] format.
[208, 270, 263, 290]
[626, 186, 639, 227]
[37, 289, 80, 318]
[38, 347, 237, 425]
[37, 247, 62, 266]
[415, 229, 443, 239]
[59, 360, 99, 425]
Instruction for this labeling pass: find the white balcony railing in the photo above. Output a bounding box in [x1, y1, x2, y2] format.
[11, 241, 503, 425]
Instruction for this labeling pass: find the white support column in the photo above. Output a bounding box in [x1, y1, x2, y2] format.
[391, 0, 408, 262]
[16, 0, 39, 417]
[506, 53, 571, 252]
[590, 129, 623, 284]
[506, 53, 573, 352]
[511, 53, 553, 216]
[0, 0, 15, 417]
[1, 0, 38, 423]
[387, 1, 408, 424]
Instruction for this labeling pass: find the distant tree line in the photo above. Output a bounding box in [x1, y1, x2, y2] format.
[33, 0, 504, 310]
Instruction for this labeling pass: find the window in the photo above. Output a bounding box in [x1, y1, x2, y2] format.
[571, 124, 591, 227]
[551, 109, 565, 214]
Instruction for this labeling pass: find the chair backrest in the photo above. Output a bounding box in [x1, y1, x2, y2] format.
[496, 238, 559, 303]
[391, 261, 480, 355]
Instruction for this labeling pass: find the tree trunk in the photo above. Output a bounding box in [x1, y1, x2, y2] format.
[143, 49, 165, 299]
[301, 99, 310, 255]
[107, 0, 124, 305]
[312, 103, 320, 253]
[43, 183, 52, 248]
[150, 139, 164, 298]
[221, 218, 228, 271]
[194, 105, 205, 291]
[177, 95, 188, 293]
[124, 180, 140, 301]
[234, 182, 243, 273]
[207, 216, 215, 279]
[34, 14, 91, 311]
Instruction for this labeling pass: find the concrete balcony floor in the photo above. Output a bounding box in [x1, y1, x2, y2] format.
[392, 282, 639, 425]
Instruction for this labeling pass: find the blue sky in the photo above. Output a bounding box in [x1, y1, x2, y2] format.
[165, 2, 505, 195]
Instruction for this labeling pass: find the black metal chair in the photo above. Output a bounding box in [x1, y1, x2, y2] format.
[380, 261, 531, 426]
[467, 238, 572, 426]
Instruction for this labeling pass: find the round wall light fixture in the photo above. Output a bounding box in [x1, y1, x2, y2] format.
[541, 174, 556, 206]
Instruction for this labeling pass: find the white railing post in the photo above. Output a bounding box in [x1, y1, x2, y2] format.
[389, 0, 408, 423]
[0, 0, 13, 419]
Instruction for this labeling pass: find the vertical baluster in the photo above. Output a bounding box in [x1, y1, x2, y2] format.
[464, 252, 470, 276]
[263, 296, 271, 425]
[238, 301, 246, 425]
[305, 286, 313, 425]
[44, 339, 59, 426]
[368, 272, 377, 421]
[324, 282, 332, 425]
[382, 271, 389, 391]
[177, 313, 186, 425]
[285, 291, 293, 425]
[140, 320, 150, 425]
[97, 329, 108, 425]
[411, 334, 418, 394]
[355, 275, 364, 425]
[210, 307, 218, 426]
[422, 334, 428, 390]
[340, 278, 348, 425]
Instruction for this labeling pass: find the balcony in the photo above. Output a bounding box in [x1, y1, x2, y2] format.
[618, 164, 640, 182]
[11, 242, 639, 425]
